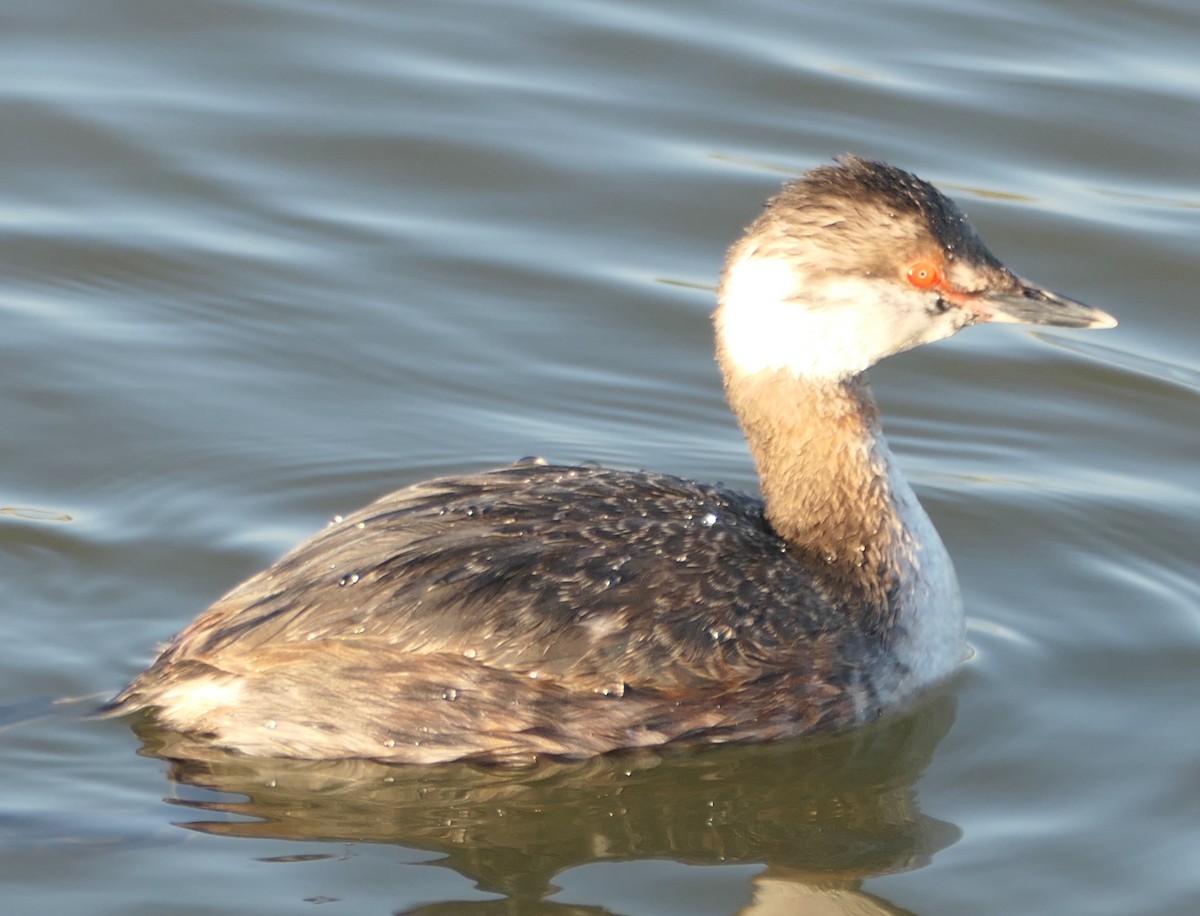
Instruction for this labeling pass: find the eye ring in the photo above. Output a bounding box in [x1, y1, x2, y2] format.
[906, 259, 942, 290]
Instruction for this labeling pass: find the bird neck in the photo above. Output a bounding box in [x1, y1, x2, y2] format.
[720, 366, 908, 615]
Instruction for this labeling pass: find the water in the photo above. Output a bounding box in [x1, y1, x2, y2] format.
[1, 0, 1197, 913]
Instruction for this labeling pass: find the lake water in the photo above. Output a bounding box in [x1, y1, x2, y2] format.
[2, 0, 1197, 913]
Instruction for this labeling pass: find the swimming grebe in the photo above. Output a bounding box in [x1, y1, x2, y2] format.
[103, 158, 1116, 763]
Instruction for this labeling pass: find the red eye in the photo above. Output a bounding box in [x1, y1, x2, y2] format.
[906, 259, 942, 289]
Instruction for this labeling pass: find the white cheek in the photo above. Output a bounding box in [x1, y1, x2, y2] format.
[718, 258, 881, 379]
[717, 256, 963, 379]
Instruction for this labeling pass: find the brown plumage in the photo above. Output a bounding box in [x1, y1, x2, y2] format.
[101, 158, 1115, 763]
[107, 464, 883, 762]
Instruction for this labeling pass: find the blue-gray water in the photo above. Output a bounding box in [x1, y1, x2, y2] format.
[2, 1, 1197, 913]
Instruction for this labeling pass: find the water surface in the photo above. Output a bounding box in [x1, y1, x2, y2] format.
[2, 1, 1197, 913]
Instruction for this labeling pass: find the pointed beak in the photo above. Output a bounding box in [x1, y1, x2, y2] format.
[972, 278, 1117, 329]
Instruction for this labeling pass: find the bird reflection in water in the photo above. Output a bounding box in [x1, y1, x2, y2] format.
[132, 691, 959, 915]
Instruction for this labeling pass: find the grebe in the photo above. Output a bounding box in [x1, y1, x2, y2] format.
[103, 158, 1116, 763]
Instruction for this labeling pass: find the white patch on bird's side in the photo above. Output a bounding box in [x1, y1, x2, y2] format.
[156, 678, 243, 722]
[717, 254, 963, 379]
